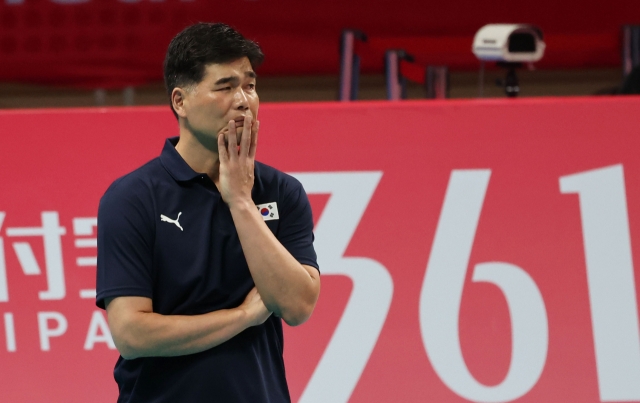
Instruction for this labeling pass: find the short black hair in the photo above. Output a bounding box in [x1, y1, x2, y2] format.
[163, 22, 264, 119]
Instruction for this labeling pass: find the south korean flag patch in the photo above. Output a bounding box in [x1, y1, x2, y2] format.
[256, 202, 279, 221]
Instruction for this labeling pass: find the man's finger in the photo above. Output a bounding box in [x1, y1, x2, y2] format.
[240, 114, 252, 158]
[217, 132, 228, 162]
[227, 120, 238, 160]
[249, 120, 259, 159]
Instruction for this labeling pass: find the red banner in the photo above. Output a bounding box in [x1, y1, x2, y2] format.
[0, 0, 638, 87]
[1, 97, 640, 402]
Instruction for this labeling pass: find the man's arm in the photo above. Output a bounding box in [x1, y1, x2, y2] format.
[217, 117, 320, 326]
[105, 287, 271, 360]
[229, 203, 320, 326]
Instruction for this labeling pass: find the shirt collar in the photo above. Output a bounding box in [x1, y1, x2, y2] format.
[159, 137, 202, 182]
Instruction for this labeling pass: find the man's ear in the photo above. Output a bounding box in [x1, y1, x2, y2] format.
[171, 88, 188, 118]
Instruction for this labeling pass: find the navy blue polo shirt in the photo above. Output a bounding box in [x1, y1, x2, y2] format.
[96, 137, 318, 403]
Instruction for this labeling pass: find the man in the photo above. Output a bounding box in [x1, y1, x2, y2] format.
[96, 23, 320, 403]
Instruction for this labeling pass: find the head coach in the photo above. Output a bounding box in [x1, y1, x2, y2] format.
[95, 22, 321, 402]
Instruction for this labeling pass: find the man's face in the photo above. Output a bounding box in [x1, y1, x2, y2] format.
[179, 57, 259, 148]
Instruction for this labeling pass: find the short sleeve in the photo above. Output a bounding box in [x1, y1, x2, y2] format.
[277, 178, 319, 272]
[96, 176, 155, 309]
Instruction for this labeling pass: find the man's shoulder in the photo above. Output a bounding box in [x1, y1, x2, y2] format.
[255, 160, 303, 192]
[100, 157, 163, 206]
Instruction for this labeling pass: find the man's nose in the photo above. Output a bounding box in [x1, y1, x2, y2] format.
[234, 88, 249, 110]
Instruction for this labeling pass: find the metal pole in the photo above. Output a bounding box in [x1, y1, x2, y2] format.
[351, 53, 361, 100]
[385, 50, 402, 100]
[339, 30, 366, 101]
[339, 31, 355, 101]
[478, 61, 485, 98]
[426, 66, 449, 99]
[622, 25, 640, 77]
[385, 50, 413, 101]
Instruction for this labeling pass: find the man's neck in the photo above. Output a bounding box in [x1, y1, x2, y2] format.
[174, 129, 220, 182]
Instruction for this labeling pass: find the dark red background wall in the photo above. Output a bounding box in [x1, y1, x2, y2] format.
[1, 0, 638, 87]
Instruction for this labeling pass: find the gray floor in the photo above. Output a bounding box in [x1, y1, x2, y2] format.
[0, 68, 625, 110]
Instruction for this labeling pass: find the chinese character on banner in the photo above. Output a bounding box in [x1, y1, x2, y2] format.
[73, 217, 97, 299]
[0, 211, 66, 301]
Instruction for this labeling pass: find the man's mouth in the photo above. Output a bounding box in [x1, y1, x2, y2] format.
[233, 117, 246, 127]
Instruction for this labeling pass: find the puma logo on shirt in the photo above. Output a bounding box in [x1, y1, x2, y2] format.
[160, 212, 183, 231]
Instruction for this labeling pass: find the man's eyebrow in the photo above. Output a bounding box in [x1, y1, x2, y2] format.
[214, 72, 256, 85]
[214, 76, 240, 85]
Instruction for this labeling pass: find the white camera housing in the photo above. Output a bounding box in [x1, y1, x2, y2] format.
[472, 24, 545, 63]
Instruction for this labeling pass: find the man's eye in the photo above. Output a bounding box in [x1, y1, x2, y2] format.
[217, 87, 231, 91]
[247, 84, 256, 90]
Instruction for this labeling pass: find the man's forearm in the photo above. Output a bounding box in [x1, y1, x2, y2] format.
[116, 310, 246, 359]
[106, 295, 266, 360]
[229, 200, 320, 326]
